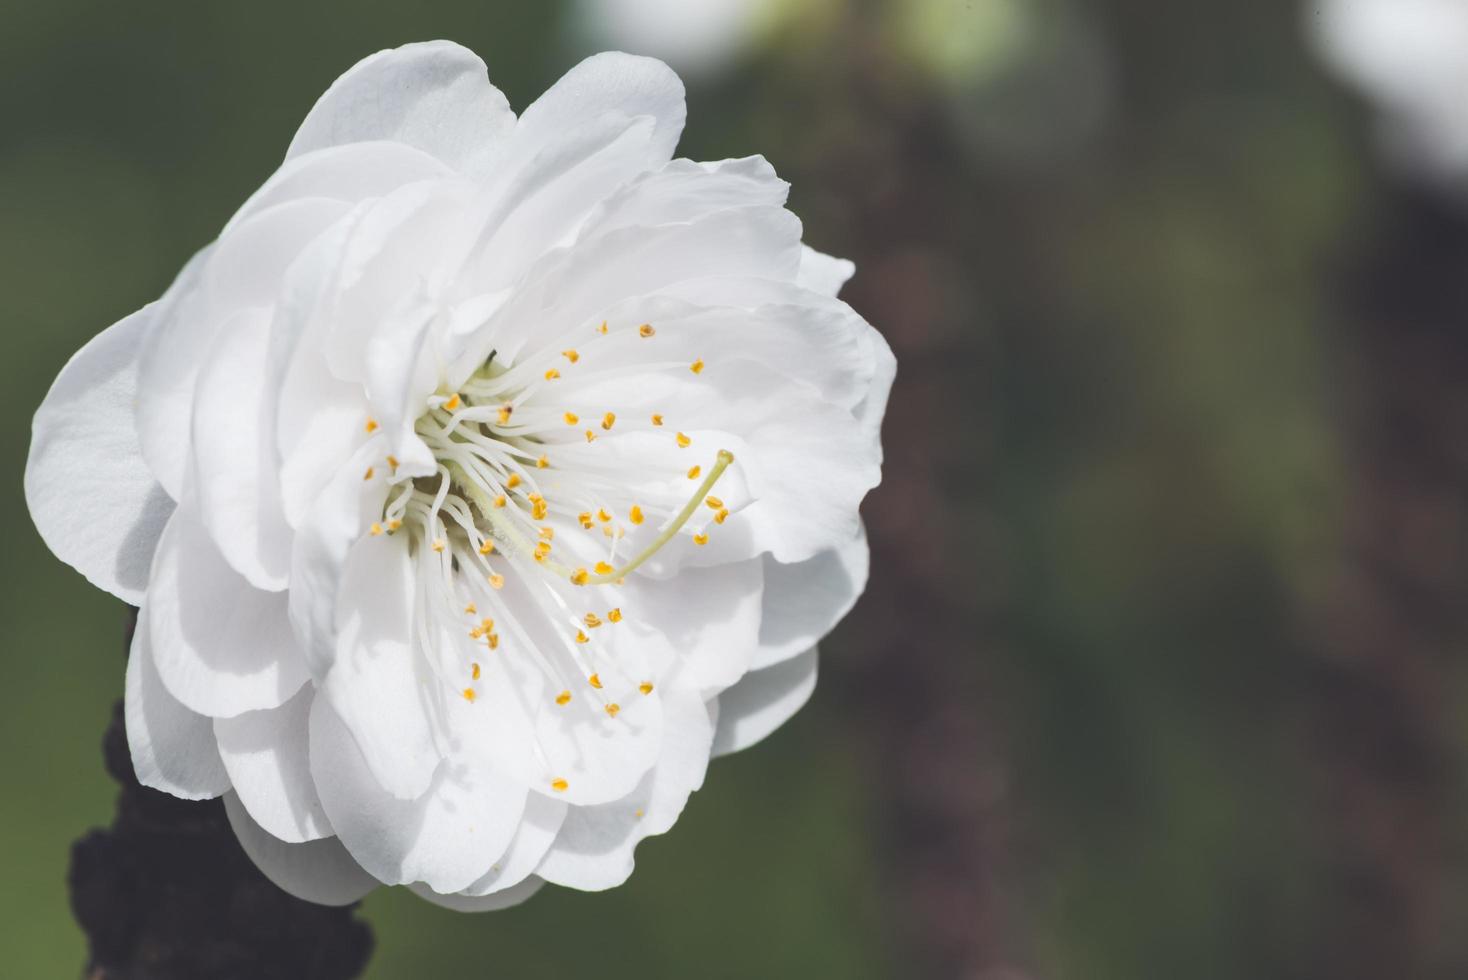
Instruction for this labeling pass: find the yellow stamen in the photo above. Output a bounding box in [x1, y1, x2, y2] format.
[651, 413, 664, 426]
[598, 509, 612, 523]
[676, 432, 691, 448]
[687, 465, 701, 479]
[605, 703, 621, 717]
[462, 688, 477, 702]
[363, 467, 375, 481]
[585, 429, 596, 443]
[608, 608, 623, 623]
[431, 538, 446, 552]
[693, 532, 709, 546]
[479, 540, 495, 555]
[602, 411, 616, 431]
[544, 368, 561, 381]
[629, 504, 644, 525]
[387, 519, 402, 532]
[445, 393, 462, 411]
[562, 349, 580, 364]
[584, 613, 602, 628]
[534, 541, 551, 562]
[594, 561, 614, 576]
[571, 568, 589, 585]
[690, 359, 705, 374]
[487, 633, 499, 650]
[387, 454, 399, 472]
[639, 324, 655, 338]
[493, 494, 507, 508]
[564, 412, 579, 425]
[369, 522, 384, 536]
[465, 603, 477, 615]
[551, 777, 569, 792]
[575, 630, 589, 644]
[578, 511, 594, 529]
[597, 321, 608, 335]
[471, 663, 481, 680]
[506, 473, 522, 489]
[537, 454, 549, 469]
[715, 508, 729, 525]
[556, 690, 571, 706]
[589, 673, 603, 689]
[488, 573, 505, 590]
[706, 496, 724, 510]
[497, 404, 513, 425]
[639, 681, 654, 695]
[539, 526, 555, 540]
[365, 417, 379, 433]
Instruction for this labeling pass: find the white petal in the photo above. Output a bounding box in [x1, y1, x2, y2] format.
[796, 245, 855, 297]
[583, 156, 788, 237]
[227, 141, 451, 235]
[223, 792, 378, 906]
[501, 52, 685, 179]
[320, 532, 440, 799]
[146, 502, 310, 718]
[286, 41, 515, 177]
[26, 304, 174, 604]
[754, 525, 868, 669]
[124, 614, 230, 799]
[537, 677, 713, 890]
[457, 793, 567, 897]
[190, 308, 292, 590]
[136, 199, 347, 498]
[711, 648, 818, 757]
[409, 876, 546, 912]
[214, 686, 330, 843]
[621, 557, 763, 695]
[309, 697, 527, 894]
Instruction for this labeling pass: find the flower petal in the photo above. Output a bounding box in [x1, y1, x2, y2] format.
[309, 697, 527, 894]
[124, 613, 230, 799]
[501, 51, 685, 180]
[136, 199, 347, 498]
[711, 647, 818, 757]
[213, 686, 330, 843]
[796, 245, 855, 297]
[320, 531, 441, 799]
[146, 502, 310, 718]
[457, 793, 567, 897]
[582, 156, 789, 236]
[223, 791, 378, 906]
[286, 41, 515, 177]
[26, 304, 174, 604]
[754, 525, 868, 669]
[537, 675, 713, 890]
[409, 875, 546, 912]
[190, 308, 293, 590]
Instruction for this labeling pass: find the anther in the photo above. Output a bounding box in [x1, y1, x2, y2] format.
[551, 778, 569, 792]
[370, 522, 384, 536]
[706, 496, 724, 510]
[605, 703, 621, 717]
[493, 494, 507, 508]
[556, 690, 571, 706]
[365, 417, 379, 433]
[715, 508, 729, 524]
[676, 432, 691, 448]
[506, 473, 522, 489]
[445, 394, 462, 411]
[588, 673, 603, 689]
[639, 324, 655, 338]
[690, 359, 705, 374]
[602, 412, 616, 431]
[584, 613, 602, 628]
[471, 663, 481, 680]
[651, 413, 664, 426]
[608, 608, 623, 623]
[497, 404, 513, 425]
[432, 538, 446, 552]
[693, 533, 709, 546]
[564, 412, 579, 425]
[687, 465, 701, 479]
[363, 467, 375, 481]
[544, 368, 560, 381]
[462, 688, 477, 702]
[571, 568, 589, 585]
[562, 349, 580, 364]
[479, 540, 495, 555]
[537, 454, 549, 469]
[575, 630, 589, 644]
[639, 682, 654, 695]
[585, 429, 596, 443]
[594, 561, 614, 575]
[488, 574, 505, 589]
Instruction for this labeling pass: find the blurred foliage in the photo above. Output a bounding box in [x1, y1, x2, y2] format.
[0, 0, 1451, 977]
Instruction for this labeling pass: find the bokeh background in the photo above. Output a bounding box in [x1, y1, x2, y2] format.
[4, 0, 1467, 977]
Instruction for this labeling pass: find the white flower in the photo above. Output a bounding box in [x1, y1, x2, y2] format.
[1310, 0, 1468, 179]
[24, 42, 893, 910]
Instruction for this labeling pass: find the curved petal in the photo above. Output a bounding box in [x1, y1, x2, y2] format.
[146, 502, 310, 718]
[583, 156, 789, 237]
[409, 875, 546, 912]
[124, 614, 230, 799]
[537, 676, 713, 891]
[796, 245, 855, 297]
[223, 792, 378, 906]
[26, 304, 174, 604]
[190, 308, 292, 590]
[321, 531, 440, 800]
[457, 793, 566, 897]
[309, 697, 527, 894]
[501, 51, 685, 180]
[711, 647, 818, 758]
[754, 525, 868, 669]
[136, 199, 348, 498]
[214, 686, 330, 843]
[286, 40, 515, 177]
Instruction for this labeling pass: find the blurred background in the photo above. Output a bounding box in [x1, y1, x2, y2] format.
[3, 0, 1467, 977]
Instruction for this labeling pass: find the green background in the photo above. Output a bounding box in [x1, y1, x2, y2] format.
[1, 0, 1459, 977]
